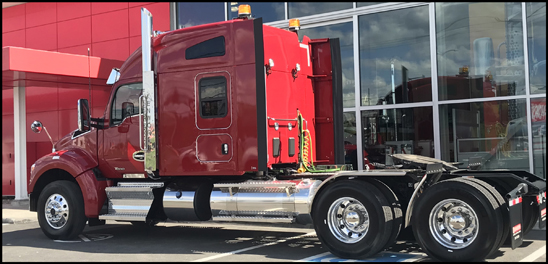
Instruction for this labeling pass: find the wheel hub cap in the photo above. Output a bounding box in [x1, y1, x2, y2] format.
[429, 199, 479, 249]
[44, 193, 69, 230]
[327, 197, 369, 243]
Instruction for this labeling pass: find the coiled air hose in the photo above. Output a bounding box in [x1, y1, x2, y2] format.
[297, 111, 342, 173]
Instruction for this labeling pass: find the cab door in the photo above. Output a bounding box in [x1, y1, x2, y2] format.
[101, 82, 144, 178]
[195, 71, 233, 163]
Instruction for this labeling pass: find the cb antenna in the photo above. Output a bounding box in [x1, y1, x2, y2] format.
[87, 48, 92, 112]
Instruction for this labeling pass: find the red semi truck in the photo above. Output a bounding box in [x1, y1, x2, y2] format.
[27, 6, 545, 262]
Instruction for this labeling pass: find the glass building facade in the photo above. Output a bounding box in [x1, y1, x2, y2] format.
[175, 2, 546, 178]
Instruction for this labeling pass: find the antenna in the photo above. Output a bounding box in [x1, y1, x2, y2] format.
[87, 48, 92, 113]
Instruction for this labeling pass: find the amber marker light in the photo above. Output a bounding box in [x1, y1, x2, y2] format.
[238, 4, 251, 18]
[289, 19, 301, 31]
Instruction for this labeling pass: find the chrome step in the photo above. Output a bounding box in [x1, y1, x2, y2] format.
[212, 215, 294, 223]
[99, 182, 162, 221]
[99, 213, 148, 221]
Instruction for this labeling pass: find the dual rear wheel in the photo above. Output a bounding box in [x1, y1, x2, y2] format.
[313, 178, 507, 262]
[312, 180, 401, 259]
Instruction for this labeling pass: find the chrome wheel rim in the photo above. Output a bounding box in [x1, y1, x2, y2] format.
[327, 197, 369, 243]
[44, 193, 70, 230]
[429, 198, 479, 249]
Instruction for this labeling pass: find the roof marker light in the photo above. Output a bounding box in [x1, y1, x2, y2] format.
[289, 19, 300, 31]
[238, 5, 251, 19]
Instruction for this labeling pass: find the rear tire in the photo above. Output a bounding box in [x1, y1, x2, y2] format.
[37, 181, 87, 240]
[411, 179, 503, 262]
[367, 179, 402, 249]
[312, 180, 393, 259]
[450, 177, 508, 257]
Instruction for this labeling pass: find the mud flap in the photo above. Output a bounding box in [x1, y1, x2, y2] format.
[507, 183, 527, 249]
[537, 191, 546, 229]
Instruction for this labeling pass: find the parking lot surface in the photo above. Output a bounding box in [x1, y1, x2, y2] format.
[2, 219, 545, 262]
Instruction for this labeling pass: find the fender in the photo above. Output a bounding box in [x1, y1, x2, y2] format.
[75, 169, 111, 218]
[308, 170, 407, 214]
[29, 148, 98, 193]
[29, 148, 111, 218]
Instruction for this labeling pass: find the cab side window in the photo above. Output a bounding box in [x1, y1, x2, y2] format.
[199, 76, 227, 118]
[111, 83, 143, 126]
[186, 36, 225, 60]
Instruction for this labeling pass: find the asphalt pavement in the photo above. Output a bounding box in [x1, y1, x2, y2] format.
[2, 197, 545, 262]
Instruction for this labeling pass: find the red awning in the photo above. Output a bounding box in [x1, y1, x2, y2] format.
[2, 46, 124, 90]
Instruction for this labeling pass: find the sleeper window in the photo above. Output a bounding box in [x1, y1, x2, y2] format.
[199, 76, 227, 118]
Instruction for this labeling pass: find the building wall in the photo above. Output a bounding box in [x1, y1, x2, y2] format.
[2, 2, 171, 196]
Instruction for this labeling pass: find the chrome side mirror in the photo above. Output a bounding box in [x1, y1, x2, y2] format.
[31, 120, 43, 133]
[30, 120, 56, 152]
[78, 99, 91, 132]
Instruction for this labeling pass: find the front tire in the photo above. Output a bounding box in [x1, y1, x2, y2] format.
[312, 180, 393, 259]
[37, 181, 87, 240]
[412, 179, 503, 262]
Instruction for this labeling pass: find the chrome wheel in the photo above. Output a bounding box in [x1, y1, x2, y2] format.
[429, 198, 479, 249]
[44, 193, 70, 230]
[327, 197, 369, 243]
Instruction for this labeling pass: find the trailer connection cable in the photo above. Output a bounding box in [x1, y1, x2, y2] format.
[297, 111, 342, 174]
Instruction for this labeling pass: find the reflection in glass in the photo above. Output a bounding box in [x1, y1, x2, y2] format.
[436, 2, 525, 100]
[227, 2, 285, 23]
[357, 2, 383, 8]
[359, 6, 431, 106]
[343, 112, 357, 169]
[439, 99, 529, 171]
[288, 2, 353, 18]
[300, 23, 355, 108]
[531, 98, 546, 178]
[527, 2, 546, 94]
[177, 2, 225, 28]
[361, 107, 433, 168]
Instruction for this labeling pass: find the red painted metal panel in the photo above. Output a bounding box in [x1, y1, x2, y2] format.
[2, 30, 25, 49]
[91, 2, 128, 15]
[2, 89, 14, 115]
[155, 23, 233, 74]
[3, 47, 123, 80]
[2, 113, 15, 196]
[232, 64, 259, 172]
[129, 2, 152, 8]
[91, 9, 129, 43]
[128, 36, 140, 54]
[2, 4, 26, 33]
[26, 24, 57, 51]
[26, 86, 59, 113]
[58, 87, 92, 111]
[75, 169, 111, 218]
[58, 44, 92, 56]
[310, 40, 336, 164]
[58, 16, 91, 49]
[128, 2, 170, 37]
[25, 2, 57, 28]
[263, 26, 316, 167]
[26, 111, 60, 143]
[56, 2, 91, 22]
[57, 109, 78, 140]
[91, 38, 130, 61]
[196, 134, 233, 162]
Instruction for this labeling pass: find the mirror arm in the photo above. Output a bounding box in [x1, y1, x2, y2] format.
[42, 126, 56, 152]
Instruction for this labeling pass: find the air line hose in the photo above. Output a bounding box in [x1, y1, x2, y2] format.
[297, 111, 342, 173]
